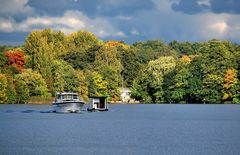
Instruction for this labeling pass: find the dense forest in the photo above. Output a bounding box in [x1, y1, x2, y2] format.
[0, 29, 240, 104]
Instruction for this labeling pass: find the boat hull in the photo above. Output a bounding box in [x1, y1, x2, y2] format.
[53, 102, 84, 113]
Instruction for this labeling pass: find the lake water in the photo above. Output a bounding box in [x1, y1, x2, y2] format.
[1, 104, 240, 155]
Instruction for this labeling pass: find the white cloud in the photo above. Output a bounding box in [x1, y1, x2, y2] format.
[209, 22, 228, 35]
[116, 15, 133, 20]
[152, 0, 173, 13]
[131, 30, 140, 35]
[0, 0, 239, 43]
[115, 31, 126, 37]
[137, 0, 240, 42]
[195, 13, 240, 40]
[0, 18, 14, 32]
[197, 0, 211, 7]
[0, 10, 125, 38]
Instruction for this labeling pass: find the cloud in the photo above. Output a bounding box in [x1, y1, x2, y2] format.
[131, 30, 140, 35]
[27, 0, 155, 17]
[211, 0, 240, 14]
[132, 0, 240, 42]
[172, 0, 240, 15]
[0, 0, 240, 45]
[0, 18, 15, 32]
[197, 0, 211, 7]
[172, 0, 210, 14]
[0, 10, 125, 38]
[0, 0, 34, 16]
[209, 22, 228, 35]
[116, 15, 133, 20]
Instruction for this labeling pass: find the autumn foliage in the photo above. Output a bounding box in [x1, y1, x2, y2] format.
[224, 69, 237, 89]
[223, 68, 237, 100]
[180, 55, 191, 62]
[1, 29, 240, 104]
[105, 41, 129, 49]
[4, 50, 26, 72]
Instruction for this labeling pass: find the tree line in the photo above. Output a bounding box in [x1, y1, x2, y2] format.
[0, 29, 240, 104]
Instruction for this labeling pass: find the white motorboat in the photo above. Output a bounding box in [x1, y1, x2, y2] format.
[53, 92, 85, 113]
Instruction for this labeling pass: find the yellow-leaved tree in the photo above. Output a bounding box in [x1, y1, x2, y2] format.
[0, 74, 8, 103]
[223, 68, 237, 102]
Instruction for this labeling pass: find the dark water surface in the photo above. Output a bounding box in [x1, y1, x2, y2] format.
[1, 104, 240, 155]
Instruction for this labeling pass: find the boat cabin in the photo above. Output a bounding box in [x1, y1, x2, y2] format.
[87, 96, 108, 111]
[55, 92, 80, 103]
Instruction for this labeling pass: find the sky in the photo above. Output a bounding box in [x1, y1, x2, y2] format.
[0, 0, 240, 45]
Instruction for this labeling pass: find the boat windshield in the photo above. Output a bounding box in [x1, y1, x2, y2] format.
[56, 93, 79, 100]
[64, 94, 72, 100]
[57, 95, 61, 100]
[73, 95, 78, 100]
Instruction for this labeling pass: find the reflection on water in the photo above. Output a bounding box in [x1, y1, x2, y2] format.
[1, 106, 102, 114]
[3, 110, 15, 113]
[2, 109, 53, 114]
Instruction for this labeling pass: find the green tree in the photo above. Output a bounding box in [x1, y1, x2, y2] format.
[0, 52, 7, 69]
[167, 58, 192, 103]
[131, 74, 153, 103]
[119, 47, 143, 87]
[63, 64, 79, 92]
[15, 69, 50, 97]
[24, 29, 66, 92]
[93, 45, 123, 99]
[51, 60, 66, 93]
[231, 82, 240, 104]
[185, 56, 203, 103]
[0, 45, 19, 52]
[169, 41, 204, 55]
[66, 30, 101, 52]
[24, 29, 65, 70]
[132, 56, 176, 103]
[133, 40, 178, 64]
[51, 60, 80, 93]
[87, 71, 108, 97]
[202, 74, 223, 103]
[0, 74, 8, 103]
[76, 70, 89, 102]
[62, 45, 100, 70]
[63, 31, 102, 70]
[15, 80, 30, 104]
[198, 40, 238, 103]
[6, 75, 16, 104]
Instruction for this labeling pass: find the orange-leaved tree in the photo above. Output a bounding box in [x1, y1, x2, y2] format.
[4, 50, 26, 72]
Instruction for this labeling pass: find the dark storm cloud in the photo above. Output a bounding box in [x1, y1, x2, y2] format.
[172, 0, 210, 14]
[172, 0, 240, 14]
[27, 0, 155, 17]
[27, 0, 79, 16]
[0, 0, 240, 45]
[211, 0, 240, 14]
